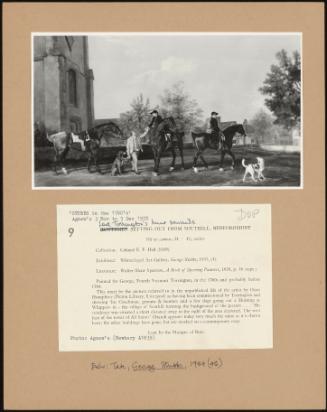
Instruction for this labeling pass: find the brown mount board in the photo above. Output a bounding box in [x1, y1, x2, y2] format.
[3, 2, 325, 410]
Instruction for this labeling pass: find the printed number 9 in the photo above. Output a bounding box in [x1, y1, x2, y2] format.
[68, 227, 74, 237]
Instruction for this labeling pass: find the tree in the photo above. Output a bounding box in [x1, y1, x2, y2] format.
[249, 110, 275, 144]
[249, 109, 293, 145]
[119, 93, 151, 136]
[159, 81, 203, 133]
[259, 49, 301, 129]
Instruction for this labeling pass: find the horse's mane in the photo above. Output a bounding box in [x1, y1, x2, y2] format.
[92, 122, 123, 137]
[93, 121, 119, 130]
[156, 117, 176, 133]
[165, 116, 176, 127]
[223, 123, 243, 132]
[222, 123, 245, 138]
[223, 124, 234, 132]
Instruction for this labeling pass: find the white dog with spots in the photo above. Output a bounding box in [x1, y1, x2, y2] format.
[242, 157, 265, 182]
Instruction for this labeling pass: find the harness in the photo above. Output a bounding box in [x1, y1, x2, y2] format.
[70, 130, 97, 152]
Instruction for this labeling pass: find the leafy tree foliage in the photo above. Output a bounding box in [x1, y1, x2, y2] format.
[259, 49, 301, 129]
[249, 109, 293, 144]
[249, 110, 274, 144]
[119, 93, 151, 136]
[159, 81, 203, 133]
[119, 83, 203, 139]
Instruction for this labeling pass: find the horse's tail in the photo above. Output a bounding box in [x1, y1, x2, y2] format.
[242, 158, 247, 168]
[191, 132, 200, 141]
[191, 132, 201, 151]
[46, 131, 72, 152]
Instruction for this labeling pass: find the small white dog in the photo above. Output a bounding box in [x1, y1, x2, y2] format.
[242, 157, 265, 182]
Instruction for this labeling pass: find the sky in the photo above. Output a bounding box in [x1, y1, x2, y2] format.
[88, 33, 301, 123]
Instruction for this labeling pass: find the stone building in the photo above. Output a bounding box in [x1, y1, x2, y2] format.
[33, 35, 94, 133]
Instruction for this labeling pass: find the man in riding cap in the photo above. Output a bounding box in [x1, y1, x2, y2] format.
[146, 109, 172, 143]
[210, 111, 225, 150]
[148, 109, 163, 129]
[141, 109, 162, 139]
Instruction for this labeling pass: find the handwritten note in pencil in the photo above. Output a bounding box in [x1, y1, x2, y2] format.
[90, 358, 223, 372]
[57, 204, 272, 351]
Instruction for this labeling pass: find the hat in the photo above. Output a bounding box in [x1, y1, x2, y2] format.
[211, 111, 218, 116]
[150, 110, 158, 115]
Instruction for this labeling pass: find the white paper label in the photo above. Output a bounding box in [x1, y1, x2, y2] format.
[57, 204, 272, 351]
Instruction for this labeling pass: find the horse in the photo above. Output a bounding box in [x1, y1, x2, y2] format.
[36, 122, 123, 174]
[191, 123, 246, 172]
[147, 117, 185, 175]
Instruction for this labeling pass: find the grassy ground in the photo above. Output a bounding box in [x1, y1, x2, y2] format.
[34, 146, 301, 188]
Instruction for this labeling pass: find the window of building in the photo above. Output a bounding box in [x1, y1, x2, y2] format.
[68, 69, 77, 106]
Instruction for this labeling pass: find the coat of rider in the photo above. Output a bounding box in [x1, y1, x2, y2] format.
[210, 111, 225, 149]
[148, 110, 163, 129]
[147, 109, 172, 143]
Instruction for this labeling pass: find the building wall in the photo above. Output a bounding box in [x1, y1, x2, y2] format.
[44, 55, 62, 132]
[33, 36, 94, 134]
[33, 36, 47, 56]
[33, 60, 45, 125]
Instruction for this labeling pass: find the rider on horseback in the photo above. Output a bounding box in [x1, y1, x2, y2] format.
[148, 110, 163, 129]
[146, 109, 172, 143]
[210, 111, 225, 150]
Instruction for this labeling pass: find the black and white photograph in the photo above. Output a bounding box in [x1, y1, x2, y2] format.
[33, 33, 302, 189]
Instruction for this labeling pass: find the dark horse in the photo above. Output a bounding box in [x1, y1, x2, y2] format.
[147, 117, 185, 175]
[35, 121, 123, 174]
[191, 124, 246, 172]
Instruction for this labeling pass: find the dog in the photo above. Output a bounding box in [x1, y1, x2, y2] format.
[111, 150, 127, 176]
[242, 157, 265, 182]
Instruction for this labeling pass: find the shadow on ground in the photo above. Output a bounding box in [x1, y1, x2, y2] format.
[34, 147, 301, 187]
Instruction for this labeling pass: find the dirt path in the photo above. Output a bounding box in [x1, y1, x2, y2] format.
[34, 147, 301, 188]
